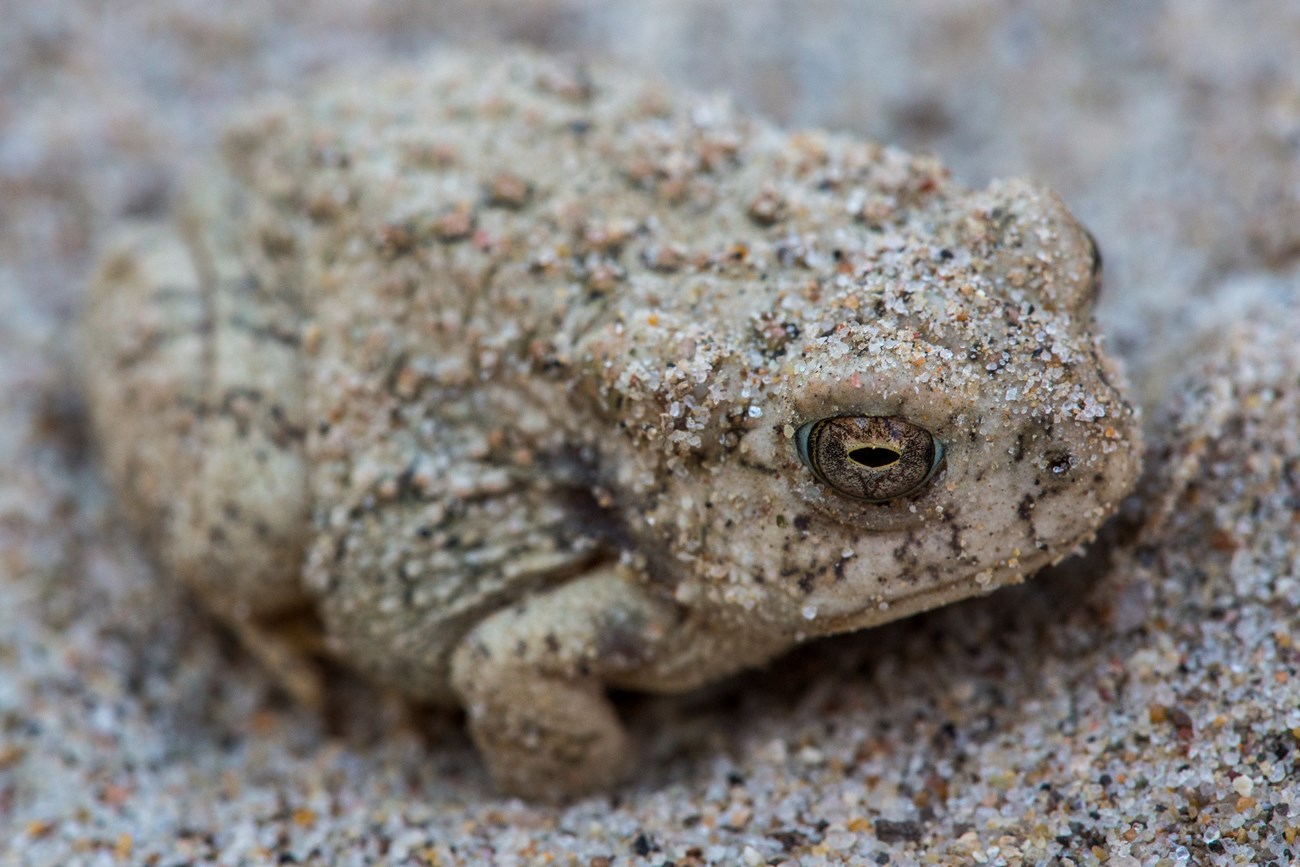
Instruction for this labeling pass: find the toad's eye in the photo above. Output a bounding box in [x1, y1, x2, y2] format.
[795, 416, 944, 502]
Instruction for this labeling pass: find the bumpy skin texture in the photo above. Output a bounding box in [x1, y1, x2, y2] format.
[83, 51, 1141, 799]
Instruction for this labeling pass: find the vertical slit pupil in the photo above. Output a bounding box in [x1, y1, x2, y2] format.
[848, 446, 900, 468]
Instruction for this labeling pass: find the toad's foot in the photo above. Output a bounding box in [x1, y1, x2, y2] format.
[449, 566, 678, 800]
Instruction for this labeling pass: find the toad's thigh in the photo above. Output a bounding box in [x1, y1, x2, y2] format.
[308, 466, 609, 705]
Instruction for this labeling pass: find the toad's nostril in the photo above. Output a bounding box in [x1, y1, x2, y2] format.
[1048, 453, 1074, 475]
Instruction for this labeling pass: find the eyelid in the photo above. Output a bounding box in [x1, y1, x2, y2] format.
[794, 422, 814, 468]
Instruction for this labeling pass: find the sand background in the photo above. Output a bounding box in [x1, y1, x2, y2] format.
[2, 2, 1299, 864]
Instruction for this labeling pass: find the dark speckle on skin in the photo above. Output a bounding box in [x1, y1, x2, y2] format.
[1017, 494, 1035, 522]
[594, 615, 651, 667]
[948, 522, 964, 557]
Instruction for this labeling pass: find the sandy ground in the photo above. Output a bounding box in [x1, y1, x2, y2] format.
[2, 2, 1298, 864]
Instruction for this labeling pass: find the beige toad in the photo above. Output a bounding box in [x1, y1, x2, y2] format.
[83, 51, 1141, 799]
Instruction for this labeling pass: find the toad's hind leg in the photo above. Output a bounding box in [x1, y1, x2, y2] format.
[84, 200, 319, 704]
[449, 565, 681, 800]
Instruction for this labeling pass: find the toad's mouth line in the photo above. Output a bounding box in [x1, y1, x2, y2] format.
[808, 522, 1109, 637]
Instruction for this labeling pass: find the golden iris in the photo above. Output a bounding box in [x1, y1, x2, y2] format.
[795, 416, 944, 502]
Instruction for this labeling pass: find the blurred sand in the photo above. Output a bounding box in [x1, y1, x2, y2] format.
[2, 2, 1298, 864]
